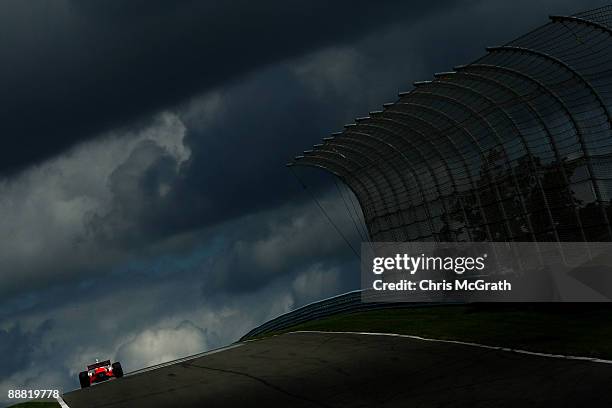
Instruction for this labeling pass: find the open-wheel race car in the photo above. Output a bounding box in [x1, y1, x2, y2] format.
[79, 359, 124, 388]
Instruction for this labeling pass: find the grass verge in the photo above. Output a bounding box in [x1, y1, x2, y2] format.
[257, 304, 612, 359]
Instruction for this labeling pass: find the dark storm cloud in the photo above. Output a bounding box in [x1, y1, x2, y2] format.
[0, 320, 53, 382]
[198, 196, 361, 296]
[79, 60, 378, 249]
[0, 0, 466, 175]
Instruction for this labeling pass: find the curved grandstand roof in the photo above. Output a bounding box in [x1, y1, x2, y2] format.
[290, 5, 612, 243]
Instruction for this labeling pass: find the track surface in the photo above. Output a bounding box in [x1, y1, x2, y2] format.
[63, 331, 612, 407]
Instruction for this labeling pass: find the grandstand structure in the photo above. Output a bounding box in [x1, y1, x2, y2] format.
[290, 5, 612, 243]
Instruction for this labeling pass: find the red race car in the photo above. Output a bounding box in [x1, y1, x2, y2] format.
[79, 359, 124, 388]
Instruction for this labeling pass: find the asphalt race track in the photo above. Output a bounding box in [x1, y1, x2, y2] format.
[62, 331, 612, 407]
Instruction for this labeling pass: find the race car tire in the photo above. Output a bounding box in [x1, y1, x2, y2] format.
[112, 362, 124, 378]
[79, 371, 90, 388]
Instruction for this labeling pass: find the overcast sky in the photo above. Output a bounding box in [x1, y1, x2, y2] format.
[0, 0, 606, 403]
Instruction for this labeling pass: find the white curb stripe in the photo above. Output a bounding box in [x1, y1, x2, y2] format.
[57, 396, 71, 408]
[292, 330, 612, 364]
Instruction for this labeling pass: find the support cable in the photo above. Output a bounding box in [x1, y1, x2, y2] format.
[335, 177, 368, 243]
[289, 166, 360, 259]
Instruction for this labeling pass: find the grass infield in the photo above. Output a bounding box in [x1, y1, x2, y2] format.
[257, 304, 612, 360]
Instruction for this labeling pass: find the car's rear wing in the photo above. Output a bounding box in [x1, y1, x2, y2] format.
[87, 360, 111, 370]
